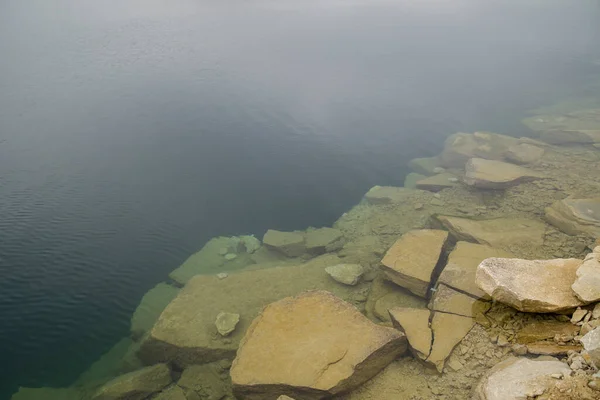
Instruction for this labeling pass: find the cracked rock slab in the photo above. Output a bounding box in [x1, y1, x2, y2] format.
[477, 257, 585, 312]
[426, 312, 474, 372]
[545, 198, 600, 237]
[230, 291, 407, 400]
[389, 307, 432, 359]
[464, 158, 544, 189]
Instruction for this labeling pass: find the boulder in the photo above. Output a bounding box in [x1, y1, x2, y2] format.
[325, 264, 364, 286]
[230, 291, 407, 400]
[363, 185, 418, 205]
[389, 307, 432, 359]
[178, 363, 229, 400]
[545, 198, 600, 237]
[130, 283, 179, 340]
[403, 172, 427, 189]
[464, 158, 544, 189]
[504, 143, 544, 164]
[11, 388, 81, 400]
[152, 386, 187, 400]
[215, 312, 240, 337]
[305, 227, 344, 254]
[516, 320, 580, 344]
[439, 131, 519, 168]
[408, 156, 441, 176]
[473, 357, 571, 400]
[380, 230, 449, 298]
[263, 230, 306, 257]
[476, 257, 585, 312]
[415, 173, 459, 192]
[581, 327, 600, 368]
[572, 247, 600, 303]
[426, 312, 474, 372]
[429, 284, 490, 318]
[436, 216, 546, 248]
[138, 255, 362, 367]
[169, 237, 256, 285]
[437, 242, 515, 299]
[92, 364, 172, 400]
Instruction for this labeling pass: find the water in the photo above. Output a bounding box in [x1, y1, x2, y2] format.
[1, 0, 600, 397]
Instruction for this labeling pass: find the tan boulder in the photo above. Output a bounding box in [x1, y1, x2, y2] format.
[473, 357, 570, 400]
[437, 242, 514, 299]
[545, 198, 600, 237]
[436, 215, 545, 248]
[439, 131, 519, 168]
[389, 307, 432, 359]
[464, 158, 544, 189]
[572, 247, 600, 303]
[429, 284, 490, 318]
[380, 229, 449, 298]
[415, 173, 459, 192]
[230, 291, 407, 400]
[426, 312, 474, 372]
[476, 258, 585, 312]
[504, 143, 544, 164]
[92, 364, 172, 400]
[263, 230, 306, 257]
[305, 227, 344, 254]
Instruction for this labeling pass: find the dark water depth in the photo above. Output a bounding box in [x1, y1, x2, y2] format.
[1, 0, 600, 397]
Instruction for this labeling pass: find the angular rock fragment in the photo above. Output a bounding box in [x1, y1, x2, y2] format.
[415, 173, 459, 192]
[477, 257, 585, 312]
[92, 364, 172, 400]
[389, 307, 432, 359]
[437, 242, 514, 300]
[408, 156, 441, 176]
[305, 227, 344, 254]
[581, 327, 600, 368]
[366, 277, 427, 323]
[230, 291, 407, 400]
[381, 230, 449, 298]
[363, 185, 417, 205]
[505, 143, 544, 164]
[178, 363, 229, 400]
[545, 198, 600, 237]
[516, 320, 580, 344]
[215, 312, 240, 337]
[130, 283, 179, 340]
[325, 264, 364, 286]
[436, 216, 546, 248]
[464, 158, 544, 189]
[429, 284, 490, 318]
[473, 357, 570, 400]
[439, 131, 518, 168]
[263, 230, 306, 257]
[573, 249, 600, 303]
[525, 342, 582, 356]
[426, 312, 474, 372]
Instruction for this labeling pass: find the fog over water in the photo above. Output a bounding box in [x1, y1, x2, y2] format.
[1, 0, 600, 396]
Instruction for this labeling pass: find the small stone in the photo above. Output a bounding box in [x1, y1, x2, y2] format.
[215, 312, 240, 337]
[512, 344, 528, 356]
[216, 273, 228, 279]
[224, 253, 237, 261]
[414, 203, 424, 210]
[572, 308, 588, 324]
[325, 264, 364, 286]
[433, 167, 445, 174]
[593, 303, 600, 319]
[263, 230, 306, 257]
[551, 373, 562, 379]
[497, 334, 509, 347]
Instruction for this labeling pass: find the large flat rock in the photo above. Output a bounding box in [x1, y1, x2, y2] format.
[476, 257, 585, 312]
[263, 230, 306, 257]
[389, 307, 432, 359]
[464, 158, 543, 189]
[92, 364, 172, 400]
[572, 246, 600, 303]
[439, 132, 519, 168]
[138, 255, 363, 367]
[363, 185, 419, 205]
[366, 276, 427, 323]
[130, 283, 179, 340]
[415, 173, 459, 192]
[426, 312, 474, 372]
[380, 229, 449, 298]
[305, 227, 344, 254]
[473, 357, 570, 400]
[437, 242, 515, 299]
[230, 291, 407, 400]
[545, 198, 600, 237]
[436, 216, 546, 249]
[429, 284, 490, 318]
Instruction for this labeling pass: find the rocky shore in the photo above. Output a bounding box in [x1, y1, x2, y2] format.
[12, 106, 600, 399]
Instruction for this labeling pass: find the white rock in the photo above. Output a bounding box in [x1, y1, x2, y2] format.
[581, 327, 600, 368]
[216, 272, 228, 279]
[224, 253, 237, 261]
[572, 247, 600, 303]
[325, 264, 365, 286]
[215, 312, 240, 337]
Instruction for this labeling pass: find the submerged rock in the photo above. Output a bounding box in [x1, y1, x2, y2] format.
[389, 307, 432, 359]
[436, 215, 546, 248]
[476, 257, 585, 312]
[363, 185, 417, 205]
[408, 156, 441, 176]
[539, 129, 600, 144]
[263, 229, 306, 257]
[325, 263, 364, 286]
[403, 172, 427, 189]
[230, 291, 407, 400]
[130, 283, 180, 340]
[92, 364, 172, 400]
[305, 227, 344, 254]
[439, 131, 519, 168]
[152, 385, 187, 400]
[505, 143, 544, 164]
[178, 363, 229, 400]
[366, 276, 427, 323]
[473, 357, 570, 400]
[215, 312, 240, 337]
[437, 242, 514, 300]
[426, 312, 474, 372]
[380, 229, 449, 298]
[572, 247, 600, 303]
[581, 327, 600, 368]
[464, 158, 544, 189]
[11, 387, 81, 400]
[415, 173, 460, 192]
[138, 255, 361, 367]
[516, 320, 580, 344]
[545, 198, 600, 237]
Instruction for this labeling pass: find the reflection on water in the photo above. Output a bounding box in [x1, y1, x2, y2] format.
[2, 0, 600, 399]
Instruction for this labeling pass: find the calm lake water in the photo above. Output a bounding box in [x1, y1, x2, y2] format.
[1, 0, 600, 397]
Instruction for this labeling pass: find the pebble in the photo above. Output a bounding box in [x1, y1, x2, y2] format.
[433, 167, 445, 173]
[224, 253, 237, 261]
[217, 272, 228, 279]
[448, 177, 459, 183]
